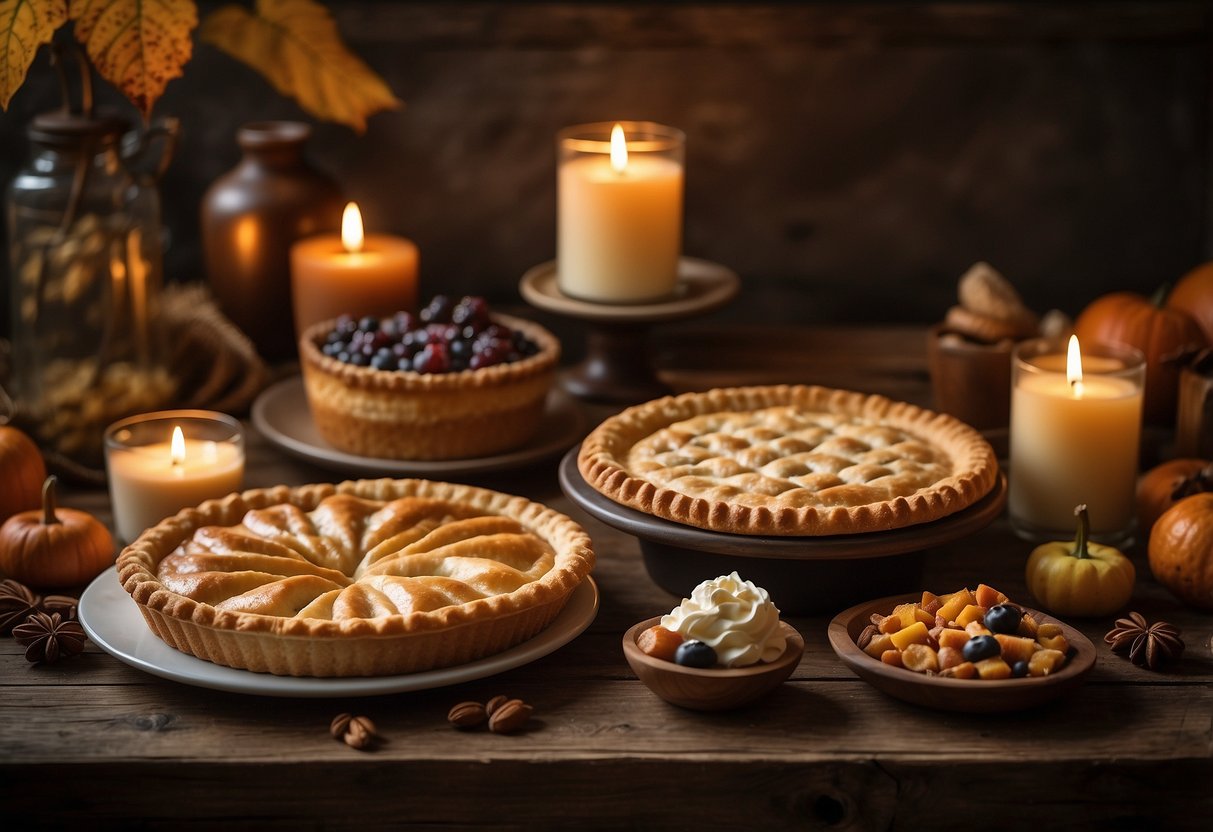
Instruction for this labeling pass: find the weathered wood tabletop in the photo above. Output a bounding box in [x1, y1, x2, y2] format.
[2, 326, 1210, 829]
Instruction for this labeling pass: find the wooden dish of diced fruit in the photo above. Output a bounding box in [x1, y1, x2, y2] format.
[827, 585, 1096, 713]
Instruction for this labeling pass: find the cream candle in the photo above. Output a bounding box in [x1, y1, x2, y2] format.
[557, 121, 684, 303]
[104, 411, 245, 543]
[1008, 336, 1145, 541]
[291, 202, 418, 335]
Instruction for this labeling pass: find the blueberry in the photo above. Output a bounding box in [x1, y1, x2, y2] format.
[984, 604, 1022, 635]
[413, 342, 450, 374]
[347, 351, 368, 367]
[1012, 660, 1029, 678]
[962, 634, 1000, 663]
[673, 640, 717, 668]
[420, 294, 453, 324]
[370, 352, 395, 371]
[334, 314, 357, 335]
[396, 356, 413, 372]
[358, 315, 379, 332]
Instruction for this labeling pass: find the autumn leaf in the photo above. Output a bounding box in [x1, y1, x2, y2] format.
[200, 0, 400, 133]
[70, 0, 196, 119]
[0, 0, 67, 110]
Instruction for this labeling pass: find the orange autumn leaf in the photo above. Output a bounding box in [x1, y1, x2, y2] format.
[200, 0, 400, 133]
[0, 0, 67, 110]
[70, 0, 196, 119]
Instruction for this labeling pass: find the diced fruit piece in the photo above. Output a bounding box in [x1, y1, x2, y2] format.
[984, 604, 1023, 635]
[878, 615, 903, 635]
[940, 661, 977, 679]
[974, 583, 1009, 608]
[1037, 623, 1063, 639]
[974, 657, 1013, 680]
[1017, 613, 1040, 637]
[1027, 648, 1067, 677]
[994, 634, 1039, 665]
[889, 621, 930, 651]
[637, 626, 683, 662]
[863, 633, 895, 659]
[937, 628, 971, 651]
[1037, 632, 1070, 654]
[962, 634, 1001, 663]
[921, 591, 941, 616]
[880, 649, 904, 668]
[964, 620, 992, 637]
[956, 604, 987, 627]
[892, 603, 931, 629]
[901, 643, 940, 673]
[937, 646, 964, 670]
[937, 589, 975, 623]
[674, 640, 717, 668]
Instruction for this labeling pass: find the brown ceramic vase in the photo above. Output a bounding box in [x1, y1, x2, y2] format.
[201, 122, 344, 363]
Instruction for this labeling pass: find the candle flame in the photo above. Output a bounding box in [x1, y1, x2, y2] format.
[341, 202, 364, 253]
[1067, 334, 1084, 396]
[170, 426, 185, 467]
[610, 123, 628, 173]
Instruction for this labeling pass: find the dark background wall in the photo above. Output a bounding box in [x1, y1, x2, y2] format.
[1, 1, 1210, 341]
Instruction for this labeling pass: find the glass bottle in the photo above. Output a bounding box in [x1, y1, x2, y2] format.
[5, 111, 177, 465]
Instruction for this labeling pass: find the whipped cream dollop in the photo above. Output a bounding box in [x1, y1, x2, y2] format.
[660, 572, 785, 667]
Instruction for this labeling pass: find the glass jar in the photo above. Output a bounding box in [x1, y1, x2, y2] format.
[5, 111, 177, 465]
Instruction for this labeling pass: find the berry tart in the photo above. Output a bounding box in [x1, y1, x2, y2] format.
[116, 478, 594, 677]
[300, 295, 559, 460]
[579, 384, 999, 536]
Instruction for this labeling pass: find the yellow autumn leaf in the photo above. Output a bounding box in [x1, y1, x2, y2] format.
[70, 0, 196, 119]
[0, 0, 67, 110]
[200, 0, 400, 133]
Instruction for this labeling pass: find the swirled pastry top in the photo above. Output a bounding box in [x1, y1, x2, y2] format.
[578, 386, 999, 536]
[119, 480, 594, 646]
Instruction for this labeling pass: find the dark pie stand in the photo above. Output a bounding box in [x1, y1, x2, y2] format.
[3, 325, 1210, 830]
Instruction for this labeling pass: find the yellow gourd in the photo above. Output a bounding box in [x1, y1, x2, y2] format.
[1025, 504, 1135, 617]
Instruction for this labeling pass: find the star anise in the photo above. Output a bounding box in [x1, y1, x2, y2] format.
[1104, 612, 1185, 671]
[0, 579, 42, 635]
[12, 611, 87, 664]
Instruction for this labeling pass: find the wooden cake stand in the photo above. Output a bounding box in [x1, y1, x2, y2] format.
[520, 257, 740, 403]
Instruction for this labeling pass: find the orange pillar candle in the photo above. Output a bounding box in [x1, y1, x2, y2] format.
[291, 202, 418, 335]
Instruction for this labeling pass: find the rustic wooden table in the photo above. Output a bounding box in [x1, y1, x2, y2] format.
[2, 326, 1209, 829]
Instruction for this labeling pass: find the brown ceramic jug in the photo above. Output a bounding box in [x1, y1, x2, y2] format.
[201, 122, 344, 362]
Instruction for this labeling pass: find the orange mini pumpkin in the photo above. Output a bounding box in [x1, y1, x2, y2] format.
[0, 425, 46, 522]
[1137, 458, 1212, 534]
[1148, 491, 1213, 611]
[0, 476, 115, 588]
[1167, 262, 1213, 345]
[1074, 290, 1207, 424]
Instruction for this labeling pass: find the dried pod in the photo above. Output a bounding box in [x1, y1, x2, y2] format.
[488, 699, 533, 735]
[447, 701, 488, 729]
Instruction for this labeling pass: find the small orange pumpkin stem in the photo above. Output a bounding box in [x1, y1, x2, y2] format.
[1149, 283, 1170, 307]
[41, 476, 62, 526]
[1071, 504, 1090, 559]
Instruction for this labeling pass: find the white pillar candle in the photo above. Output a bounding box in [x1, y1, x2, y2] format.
[1008, 336, 1145, 539]
[557, 121, 684, 303]
[105, 411, 245, 543]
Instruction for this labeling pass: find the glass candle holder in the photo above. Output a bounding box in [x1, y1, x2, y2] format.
[104, 410, 245, 544]
[557, 121, 685, 303]
[1008, 338, 1145, 545]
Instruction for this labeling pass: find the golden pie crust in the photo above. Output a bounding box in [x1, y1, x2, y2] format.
[116, 479, 594, 677]
[578, 385, 999, 536]
[300, 313, 559, 460]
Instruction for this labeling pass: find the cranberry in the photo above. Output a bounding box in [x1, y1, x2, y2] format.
[413, 342, 451, 374]
[452, 296, 490, 329]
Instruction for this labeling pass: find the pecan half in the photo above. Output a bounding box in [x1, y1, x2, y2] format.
[488, 699, 533, 735]
[485, 694, 510, 717]
[448, 701, 488, 729]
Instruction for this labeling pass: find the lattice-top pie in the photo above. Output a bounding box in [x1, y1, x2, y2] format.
[578, 385, 999, 536]
[117, 479, 594, 677]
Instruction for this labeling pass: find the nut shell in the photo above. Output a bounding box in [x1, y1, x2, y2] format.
[447, 701, 488, 729]
[487, 699, 533, 734]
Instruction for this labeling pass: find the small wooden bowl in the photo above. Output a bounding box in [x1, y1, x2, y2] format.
[622, 618, 804, 711]
[828, 595, 1096, 713]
